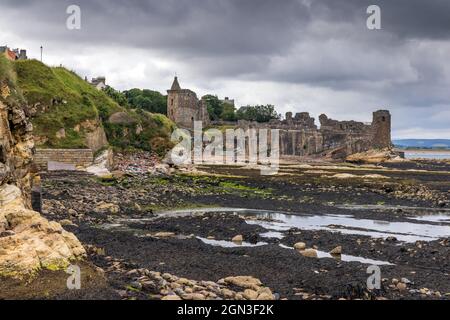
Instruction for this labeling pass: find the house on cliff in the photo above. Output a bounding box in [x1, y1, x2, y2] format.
[0, 46, 27, 61]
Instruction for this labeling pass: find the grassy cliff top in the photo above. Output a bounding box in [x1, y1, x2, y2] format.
[12, 59, 175, 154]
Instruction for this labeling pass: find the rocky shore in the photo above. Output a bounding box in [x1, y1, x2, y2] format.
[2, 157, 447, 300]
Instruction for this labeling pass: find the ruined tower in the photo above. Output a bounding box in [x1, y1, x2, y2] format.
[371, 110, 392, 149]
[167, 77, 210, 130]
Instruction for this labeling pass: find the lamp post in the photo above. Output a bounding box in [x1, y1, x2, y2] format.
[40, 46, 43, 62]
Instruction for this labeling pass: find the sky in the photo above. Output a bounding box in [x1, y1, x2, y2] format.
[1, 0, 449, 139]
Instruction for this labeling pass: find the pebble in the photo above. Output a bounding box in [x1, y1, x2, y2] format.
[294, 242, 306, 250]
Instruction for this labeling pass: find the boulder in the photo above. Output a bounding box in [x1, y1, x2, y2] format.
[346, 148, 403, 164]
[0, 193, 85, 278]
[330, 246, 342, 255]
[232, 235, 243, 242]
[162, 295, 182, 300]
[300, 249, 318, 258]
[223, 276, 262, 290]
[95, 202, 120, 214]
[294, 242, 306, 251]
[0, 97, 85, 278]
[243, 289, 258, 300]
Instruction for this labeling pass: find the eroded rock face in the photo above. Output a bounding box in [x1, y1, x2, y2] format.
[0, 99, 85, 278]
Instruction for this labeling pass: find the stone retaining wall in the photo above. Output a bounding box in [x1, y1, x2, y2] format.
[34, 149, 94, 171]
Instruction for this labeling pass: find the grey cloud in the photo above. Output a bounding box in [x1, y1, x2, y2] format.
[1, 0, 450, 137]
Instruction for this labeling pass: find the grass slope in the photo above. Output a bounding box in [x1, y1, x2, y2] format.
[13, 59, 174, 154]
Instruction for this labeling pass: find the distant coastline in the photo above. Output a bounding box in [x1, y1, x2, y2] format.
[395, 148, 450, 160]
[393, 139, 450, 150]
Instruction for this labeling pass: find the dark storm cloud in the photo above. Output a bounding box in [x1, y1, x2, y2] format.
[1, 0, 450, 137]
[1, 0, 311, 56]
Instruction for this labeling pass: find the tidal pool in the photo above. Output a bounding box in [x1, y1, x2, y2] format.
[159, 207, 450, 243]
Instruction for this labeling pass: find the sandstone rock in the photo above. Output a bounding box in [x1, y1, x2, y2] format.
[55, 128, 66, 139]
[0, 203, 86, 278]
[182, 293, 206, 300]
[0, 98, 85, 278]
[346, 148, 402, 164]
[59, 219, 75, 226]
[95, 202, 120, 214]
[330, 246, 342, 255]
[300, 249, 318, 258]
[397, 283, 407, 291]
[221, 288, 235, 299]
[224, 276, 262, 290]
[177, 277, 195, 286]
[162, 295, 182, 300]
[243, 289, 258, 300]
[68, 209, 78, 216]
[154, 232, 176, 238]
[257, 292, 275, 300]
[294, 242, 306, 251]
[232, 235, 243, 242]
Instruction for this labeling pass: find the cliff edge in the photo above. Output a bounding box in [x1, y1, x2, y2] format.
[0, 56, 85, 278]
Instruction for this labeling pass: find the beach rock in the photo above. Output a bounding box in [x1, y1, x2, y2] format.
[294, 242, 306, 250]
[221, 288, 235, 299]
[223, 276, 262, 290]
[243, 289, 258, 300]
[300, 249, 318, 258]
[330, 246, 342, 255]
[154, 232, 176, 238]
[95, 202, 120, 214]
[397, 283, 407, 291]
[257, 292, 274, 300]
[182, 293, 206, 300]
[232, 235, 243, 242]
[0, 98, 85, 278]
[162, 295, 182, 300]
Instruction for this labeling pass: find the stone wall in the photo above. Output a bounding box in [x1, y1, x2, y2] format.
[167, 77, 210, 130]
[236, 110, 392, 159]
[34, 149, 94, 171]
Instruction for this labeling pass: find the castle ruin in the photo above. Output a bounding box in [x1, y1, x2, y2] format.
[167, 77, 210, 129]
[167, 78, 391, 159]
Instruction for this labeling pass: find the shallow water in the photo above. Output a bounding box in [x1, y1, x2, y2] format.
[278, 244, 393, 266]
[98, 206, 449, 267]
[197, 237, 393, 265]
[404, 151, 450, 160]
[244, 212, 450, 242]
[197, 237, 268, 247]
[159, 207, 450, 243]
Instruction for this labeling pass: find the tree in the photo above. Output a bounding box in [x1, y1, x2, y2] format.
[236, 105, 280, 122]
[221, 103, 237, 121]
[103, 85, 128, 107]
[124, 88, 167, 114]
[202, 94, 224, 121]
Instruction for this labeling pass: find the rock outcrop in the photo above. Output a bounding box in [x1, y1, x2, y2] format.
[346, 148, 404, 164]
[0, 76, 85, 278]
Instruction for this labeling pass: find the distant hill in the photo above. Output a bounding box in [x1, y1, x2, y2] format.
[393, 139, 450, 149]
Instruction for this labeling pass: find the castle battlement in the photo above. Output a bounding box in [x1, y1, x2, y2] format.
[166, 78, 392, 159]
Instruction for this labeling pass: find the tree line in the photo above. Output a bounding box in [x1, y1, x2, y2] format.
[104, 87, 280, 123]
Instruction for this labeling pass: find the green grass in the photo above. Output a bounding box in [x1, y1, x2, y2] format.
[13, 59, 175, 154]
[14, 60, 121, 148]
